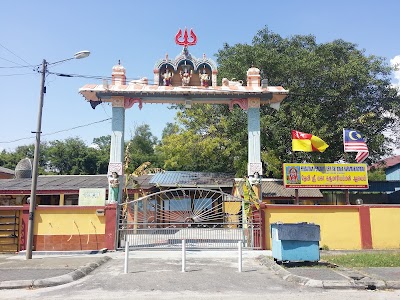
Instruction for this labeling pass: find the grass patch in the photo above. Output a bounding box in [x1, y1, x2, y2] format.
[321, 252, 400, 267]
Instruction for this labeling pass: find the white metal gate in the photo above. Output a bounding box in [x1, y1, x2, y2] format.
[117, 188, 262, 249]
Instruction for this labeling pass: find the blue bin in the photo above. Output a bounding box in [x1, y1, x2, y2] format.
[271, 222, 320, 263]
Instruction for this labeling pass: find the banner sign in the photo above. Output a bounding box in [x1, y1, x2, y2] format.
[78, 188, 106, 206]
[283, 163, 368, 189]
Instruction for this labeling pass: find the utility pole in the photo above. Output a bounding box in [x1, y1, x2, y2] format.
[26, 59, 46, 259]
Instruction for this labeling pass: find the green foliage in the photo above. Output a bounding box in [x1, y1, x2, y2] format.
[322, 252, 400, 267]
[157, 27, 399, 176]
[368, 168, 386, 181]
[156, 104, 244, 174]
[321, 244, 330, 251]
[125, 125, 160, 174]
[242, 178, 260, 220]
[216, 27, 400, 171]
[46, 137, 97, 174]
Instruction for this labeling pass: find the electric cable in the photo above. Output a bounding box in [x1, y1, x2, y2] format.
[0, 118, 111, 144]
[0, 42, 34, 67]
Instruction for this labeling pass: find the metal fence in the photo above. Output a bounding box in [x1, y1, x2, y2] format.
[118, 222, 261, 249]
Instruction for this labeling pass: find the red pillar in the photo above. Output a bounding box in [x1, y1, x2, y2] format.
[20, 205, 30, 251]
[105, 204, 117, 250]
[259, 204, 267, 250]
[359, 206, 373, 249]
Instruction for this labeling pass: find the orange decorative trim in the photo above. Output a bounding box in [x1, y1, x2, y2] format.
[229, 99, 248, 111]
[124, 98, 143, 110]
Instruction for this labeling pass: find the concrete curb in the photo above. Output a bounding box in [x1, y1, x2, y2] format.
[17, 249, 108, 256]
[0, 256, 111, 290]
[256, 256, 400, 290]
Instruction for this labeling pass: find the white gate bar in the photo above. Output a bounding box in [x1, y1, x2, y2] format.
[182, 239, 186, 272]
[124, 240, 129, 274]
[238, 240, 242, 272]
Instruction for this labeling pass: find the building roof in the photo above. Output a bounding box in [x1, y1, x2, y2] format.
[261, 179, 323, 199]
[369, 155, 400, 170]
[0, 166, 15, 175]
[0, 174, 155, 195]
[235, 178, 323, 199]
[79, 83, 288, 106]
[149, 171, 235, 188]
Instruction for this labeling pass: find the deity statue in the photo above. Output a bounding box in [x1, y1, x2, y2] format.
[162, 69, 173, 86]
[199, 69, 210, 87]
[180, 67, 192, 86]
[108, 172, 120, 203]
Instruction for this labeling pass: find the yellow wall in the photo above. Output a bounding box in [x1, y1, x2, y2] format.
[34, 207, 105, 235]
[370, 207, 400, 249]
[264, 206, 361, 250]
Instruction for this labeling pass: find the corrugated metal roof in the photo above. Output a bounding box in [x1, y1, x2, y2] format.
[369, 155, 400, 170]
[0, 166, 15, 175]
[235, 179, 323, 199]
[149, 171, 235, 187]
[0, 174, 155, 194]
[261, 179, 323, 198]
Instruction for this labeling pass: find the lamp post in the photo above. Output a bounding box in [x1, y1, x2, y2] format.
[26, 51, 90, 259]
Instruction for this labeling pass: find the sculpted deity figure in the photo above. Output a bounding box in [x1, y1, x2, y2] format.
[109, 172, 120, 202]
[180, 67, 192, 86]
[199, 69, 210, 87]
[162, 69, 173, 86]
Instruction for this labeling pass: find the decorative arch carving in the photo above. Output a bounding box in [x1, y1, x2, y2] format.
[124, 98, 143, 110]
[229, 99, 248, 111]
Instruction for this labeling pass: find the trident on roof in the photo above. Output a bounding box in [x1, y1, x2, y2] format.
[175, 28, 197, 47]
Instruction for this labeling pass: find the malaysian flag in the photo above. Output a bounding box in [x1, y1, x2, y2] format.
[343, 129, 369, 163]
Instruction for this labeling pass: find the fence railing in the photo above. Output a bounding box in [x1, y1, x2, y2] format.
[118, 222, 261, 250]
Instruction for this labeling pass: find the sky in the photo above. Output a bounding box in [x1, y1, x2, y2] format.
[1, 0, 400, 153]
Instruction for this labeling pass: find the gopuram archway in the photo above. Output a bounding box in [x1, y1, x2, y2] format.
[79, 29, 289, 248]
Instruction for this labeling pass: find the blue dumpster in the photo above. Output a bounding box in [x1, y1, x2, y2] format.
[271, 222, 320, 263]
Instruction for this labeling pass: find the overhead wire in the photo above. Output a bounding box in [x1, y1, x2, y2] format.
[0, 118, 111, 144]
[0, 42, 34, 67]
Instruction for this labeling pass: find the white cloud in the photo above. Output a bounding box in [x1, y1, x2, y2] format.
[390, 55, 400, 91]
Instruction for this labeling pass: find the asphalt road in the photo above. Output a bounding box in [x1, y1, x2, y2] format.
[0, 251, 399, 300]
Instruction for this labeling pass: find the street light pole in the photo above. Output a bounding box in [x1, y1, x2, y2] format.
[25, 51, 90, 260]
[26, 59, 46, 260]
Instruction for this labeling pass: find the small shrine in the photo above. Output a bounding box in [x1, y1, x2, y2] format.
[79, 28, 289, 203]
[154, 29, 217, 88]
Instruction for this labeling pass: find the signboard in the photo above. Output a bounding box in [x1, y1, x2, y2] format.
[283, 163, 368, 189]
[78, 188, 106, 206]
[108, 162, 123, 176]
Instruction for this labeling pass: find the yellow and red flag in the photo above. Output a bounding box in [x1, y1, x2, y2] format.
[291, 130, 329, 152]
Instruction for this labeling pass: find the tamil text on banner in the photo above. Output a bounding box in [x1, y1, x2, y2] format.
[283, 163, 368, 189]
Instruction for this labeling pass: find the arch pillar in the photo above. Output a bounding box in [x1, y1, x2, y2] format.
[109, 96, 125, 204]
[247, 98, 262, 177]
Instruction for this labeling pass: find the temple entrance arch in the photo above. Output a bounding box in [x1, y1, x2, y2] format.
[79, 28, 289, 204]
[116, 187, 261, 249]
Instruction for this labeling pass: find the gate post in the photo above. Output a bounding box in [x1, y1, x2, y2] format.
[259, 203, 267, 250]
[105, 203, 117, 250]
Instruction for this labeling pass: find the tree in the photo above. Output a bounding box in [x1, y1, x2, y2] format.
[158, 27, 399, 177]
[125, 125, 160, 174]
[92, 135, 111, 151]
[217, 27, 399, 174]
[0, 143, 48, 174]
[91, 135, 111, 174]
[367, 168, 386, 181]
[46, 137, 94, 174]
[156, 104, 245, 175]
